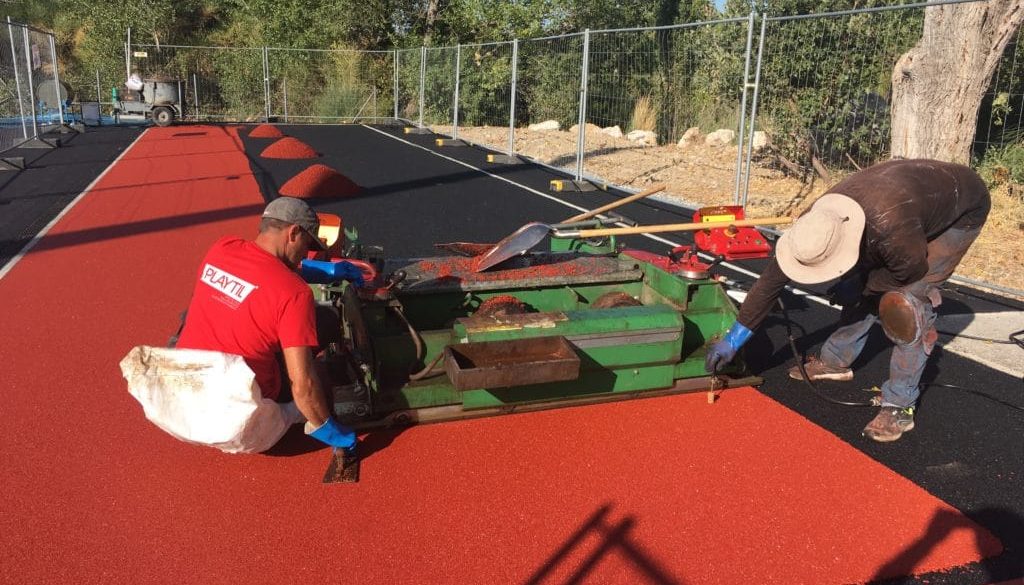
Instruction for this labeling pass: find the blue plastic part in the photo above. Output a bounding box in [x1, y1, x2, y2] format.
[300, 259, 365, 287]
[307, 417, 357, 451]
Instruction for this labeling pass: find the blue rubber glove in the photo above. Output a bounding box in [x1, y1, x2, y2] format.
[705, 322, 753, 373]
[300, 259, 365, 287]
[306, 417, 358, 451]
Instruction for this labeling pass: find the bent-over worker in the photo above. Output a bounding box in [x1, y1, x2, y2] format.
[176, 197, 359, 451]
[705, 159, 991, 442]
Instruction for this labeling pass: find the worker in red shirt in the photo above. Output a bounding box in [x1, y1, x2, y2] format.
[176, 197, 359, 452]
[705, 159, 991, 442]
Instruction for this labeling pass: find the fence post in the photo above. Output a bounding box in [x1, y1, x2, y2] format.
[742, 16, 768, 209]
[22, 26, 40, 140]
[126, 27, 131, 80]
[7, 17, 27, 139]
[48, 33, 66, 125]
[452, 44, 462, 139]
[193, 72, 200, 120]
[418, 46, 426, 128]
[508, 38, 519, 157]
[393, 50, 399, 120]
[266, 47, 274, 122]
[575, 29, 591, 182]
[283, 77, 288, 122]
[95, 69, 101, 103]
[732, 12, 756, 205]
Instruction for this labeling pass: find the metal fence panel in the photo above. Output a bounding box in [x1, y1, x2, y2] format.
[395, 48, 422, 124]
[267, 48, 393, 123]
[0, 23, 28, 151]
[453, 41, 514, 153]
[26, 27, 63, 134]
[749, 9, 924, 178]
[516, 34, 584, 175]
[975, 23, 1024, 163]
[422, 46, 458, 128]
[132, 44, 265, 121]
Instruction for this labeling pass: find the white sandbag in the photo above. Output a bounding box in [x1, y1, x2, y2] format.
[120, 346, 304, 454]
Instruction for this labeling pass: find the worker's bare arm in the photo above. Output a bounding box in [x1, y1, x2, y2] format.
[282, 346, 332, 427]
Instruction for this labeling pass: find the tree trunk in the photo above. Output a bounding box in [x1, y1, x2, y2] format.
[422, 0, 441, 46]
[890, 0, 1024, 163]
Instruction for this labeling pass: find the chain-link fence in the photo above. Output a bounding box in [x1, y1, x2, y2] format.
[453, 41, 515, 153]
[267, 48, 393, 123]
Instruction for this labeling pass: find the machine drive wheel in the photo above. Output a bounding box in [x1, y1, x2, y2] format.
[152, 106, 174, 127]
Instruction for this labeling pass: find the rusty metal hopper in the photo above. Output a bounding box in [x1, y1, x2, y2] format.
[444, 336, 580, 391]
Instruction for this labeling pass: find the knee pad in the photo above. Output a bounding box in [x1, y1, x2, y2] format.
[879, 290, 924, 345]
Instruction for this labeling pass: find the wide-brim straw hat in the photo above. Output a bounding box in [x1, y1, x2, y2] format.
[776, 193, 865, 284]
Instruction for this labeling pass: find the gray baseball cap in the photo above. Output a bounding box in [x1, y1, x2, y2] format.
[261, 197, 328, 251]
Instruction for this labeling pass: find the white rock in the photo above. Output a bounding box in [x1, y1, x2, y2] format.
[601, 125, 623, 139]
[528, 120, 560, 131]
[677, 126, 702, 147]
[705, 129, 735, 147]
[751, 130, 771, 152]
[626, 129, 657, 145]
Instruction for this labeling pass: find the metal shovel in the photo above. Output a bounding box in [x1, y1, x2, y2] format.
[475, 216, 793, 272]
[473, 184, 667, 272]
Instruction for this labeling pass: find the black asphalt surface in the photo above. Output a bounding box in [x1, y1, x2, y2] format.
[0, 126, 144, 270]
[3, 122, 1021, 584]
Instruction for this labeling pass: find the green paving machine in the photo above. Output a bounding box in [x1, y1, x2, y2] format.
[312, 189, 788, 439]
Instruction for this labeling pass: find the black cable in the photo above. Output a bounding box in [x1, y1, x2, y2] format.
[935, 329, 1023, 346]
[924, 382, 1024, 413]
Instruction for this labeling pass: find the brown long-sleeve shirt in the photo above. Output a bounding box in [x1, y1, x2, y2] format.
[736, 159, 991, 330]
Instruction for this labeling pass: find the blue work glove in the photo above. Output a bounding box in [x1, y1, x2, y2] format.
[300, 259, 365, 287]
[705, 322, 753, 373]
[827, 275, 864, 307]
[305, 417, 358, 452]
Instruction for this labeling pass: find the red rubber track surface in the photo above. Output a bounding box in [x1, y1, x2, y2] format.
[0, 126, 1002, 585]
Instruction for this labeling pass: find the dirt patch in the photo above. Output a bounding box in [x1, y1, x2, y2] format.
[442, 124, 1024, 298]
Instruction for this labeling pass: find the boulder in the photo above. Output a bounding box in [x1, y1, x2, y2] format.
[705, 129, 735, 147]
[601, 125, 624, 139]
[626, 129, 657, 145]
[528, 120, 560, 131]
[568, 123, 603, 136]
[751, 130, 771, 152]
[677, 127, 702, 148]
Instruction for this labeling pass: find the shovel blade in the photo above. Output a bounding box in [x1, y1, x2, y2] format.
[474, 222, 551, 272]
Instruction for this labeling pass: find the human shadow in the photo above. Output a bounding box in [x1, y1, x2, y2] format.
[522, 504, 685, 585]
[867, 507, 1024, 584]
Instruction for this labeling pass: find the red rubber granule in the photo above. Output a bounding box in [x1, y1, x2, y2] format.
[279, 164, 361, 199]
[248, 124, 284, 138]
[260, 137, 318, 159]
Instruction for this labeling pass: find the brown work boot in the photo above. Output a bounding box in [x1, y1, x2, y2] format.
[788, 356, 854, 382]
[863, 406, 915, 442]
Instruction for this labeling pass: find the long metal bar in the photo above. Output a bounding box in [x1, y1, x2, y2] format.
[48, 33, 65, 125]
[193, 72, 199, 119]
[8, 18, 28, 139]
[282, 77, 288, 122]
[452, 45, 462, 140]
[732, 12, 756, 204]
[126, 27, 131, 80]
[418, 46, 426, 128]
[392, 50, 399, 119]
[22, 26, 39, 138]
[529, 31, 587, 42]
[261, 46, 270, 121]
[766, 0, 979, 22]
[95, 69, 101, 103]
[508, 38, 519, 157]
[591, 16, 750, 35]
[742, 17, 768, 209]
[575, 29, 590, 181]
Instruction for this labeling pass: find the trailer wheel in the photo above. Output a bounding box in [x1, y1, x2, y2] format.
[152, 106, 174, 127]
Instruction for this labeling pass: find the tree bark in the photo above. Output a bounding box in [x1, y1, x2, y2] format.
[890, 0, 1024, 163]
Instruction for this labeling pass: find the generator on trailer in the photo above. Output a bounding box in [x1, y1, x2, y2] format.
[113, 78, 184, 127]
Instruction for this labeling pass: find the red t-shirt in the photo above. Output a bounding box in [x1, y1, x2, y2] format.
[176, 236, 318, 400]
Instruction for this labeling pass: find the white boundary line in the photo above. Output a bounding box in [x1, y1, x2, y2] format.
[361, 124, 829, 305]
[0, 128, 149, 282]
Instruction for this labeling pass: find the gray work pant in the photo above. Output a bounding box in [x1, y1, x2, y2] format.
[818, 226, 981, 407]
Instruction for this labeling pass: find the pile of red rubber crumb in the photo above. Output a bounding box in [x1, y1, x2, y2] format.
[260, 136, 317, 159]
[248, 124, 284, 138]
[279, 164, 361, 199]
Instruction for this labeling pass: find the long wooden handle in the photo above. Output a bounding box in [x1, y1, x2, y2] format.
[561, 184, 667, 223]
[571, 217, 793, 238]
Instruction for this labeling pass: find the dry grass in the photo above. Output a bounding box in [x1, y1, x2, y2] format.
[630, 95, 657, 133]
